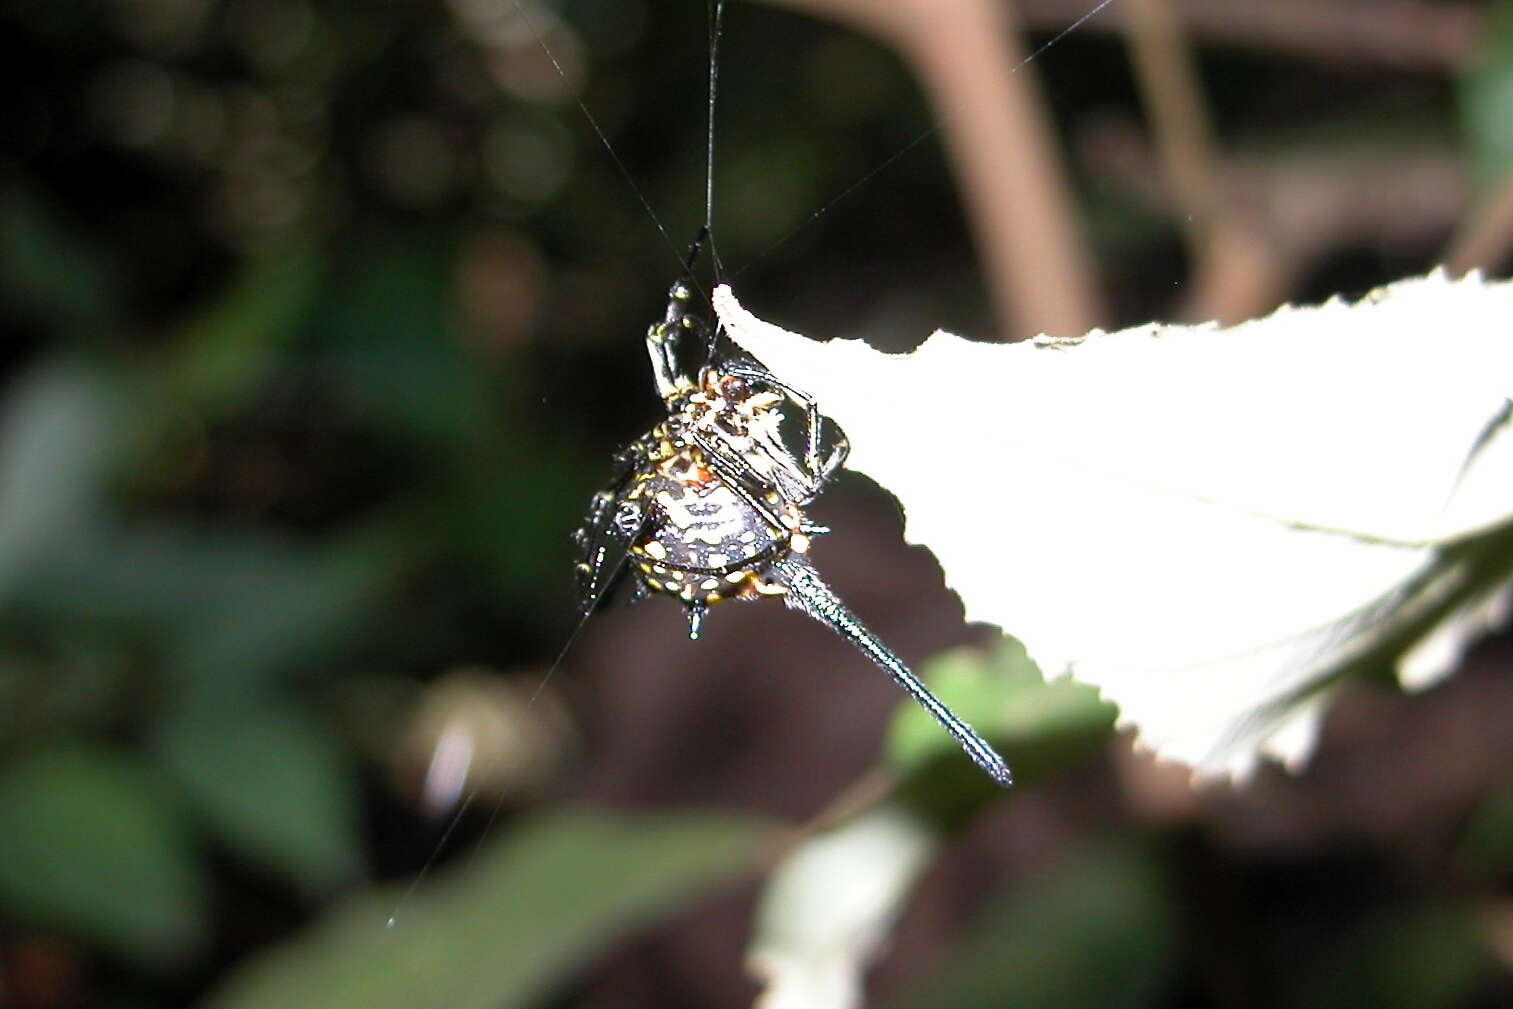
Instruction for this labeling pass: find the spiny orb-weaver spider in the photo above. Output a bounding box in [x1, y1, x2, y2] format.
[572, 231, 1011, 787]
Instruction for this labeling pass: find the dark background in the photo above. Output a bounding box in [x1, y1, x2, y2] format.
[2, 1, 1511, 1007]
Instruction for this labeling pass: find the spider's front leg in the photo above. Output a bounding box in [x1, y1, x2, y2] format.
[770, 554, 1012, 787]
[721, 361, 850, 496]
[572, 443, 650, 616]
[646, 230, 711, 399]
[646, 279, 701, 400]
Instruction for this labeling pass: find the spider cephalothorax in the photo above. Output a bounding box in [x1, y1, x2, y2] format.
[572, 233, 1011, 786]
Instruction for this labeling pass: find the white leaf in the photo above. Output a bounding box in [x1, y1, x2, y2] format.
[714, 272, 1513, 779]
[747, 805, 936, 1009]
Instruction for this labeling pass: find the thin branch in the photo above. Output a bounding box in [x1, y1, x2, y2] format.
[1080, 118, 1466, 278]
[1445, 174, 1513, 278]
[756, 0, 1103, 339]
[1018, 0, 1480, 72]
[1122, 0, 1288, 322]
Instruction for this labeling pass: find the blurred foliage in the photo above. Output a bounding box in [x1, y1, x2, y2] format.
[1304, 905, 1487, 1009]
[889, 842, 1175, 1009]
[0, 0, 1509, 1008]
[1462, 0, 1513, 190]
[1459, 778, 1513, 878]
[201, 807, 773, 1009]
[0, 744, 206, 967]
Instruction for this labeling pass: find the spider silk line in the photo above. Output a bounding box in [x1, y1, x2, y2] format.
[383, 541, 624, 929]
[508, 0, 732, 288]
[506, 0, 683, 280]
[383, 791, 473, 929]
[727, 0, 1120, 282]
[525, 0, 728, 713]
[525, 0, 727, 709]
[705, 0, 727, 279]
[523, 0, 727, 715]
[699, 0, 729, 371]
[514, 0, 1120, 286]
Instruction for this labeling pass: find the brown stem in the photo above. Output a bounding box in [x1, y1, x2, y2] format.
[756, 0, 1103, 339]
[1018, 0, 1479, 71]
[1079, 118, 1466, 277]
[1444, 174, 1513, 278]
[1122, 0, 1288, 322]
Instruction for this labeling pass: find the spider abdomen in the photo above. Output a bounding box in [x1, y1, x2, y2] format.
[630, 452, 796, 605]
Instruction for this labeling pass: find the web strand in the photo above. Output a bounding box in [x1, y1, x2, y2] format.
[706, 0, 725, 244]
[732, 0, 1119, 280]
[507, 0, 687, 276]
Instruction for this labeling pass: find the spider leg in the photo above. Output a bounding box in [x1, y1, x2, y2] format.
[814, 432, 849, 488]
[685, 599, 708, 640]
[718, 360, 848, 495]
[688, 428, 791, 532]
[573, 444, 651, 616]
[627, 578, 650, 605]
[646, 285, 697, 399]
[690, 423, 837, 534]
[646, 230, 711, 399]
[770, 555, 1012, 787]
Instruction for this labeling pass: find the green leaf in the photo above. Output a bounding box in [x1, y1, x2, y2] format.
[168, 237, 324, 418]
[1455, 779, 1513, 878]
[199, 806, 773, 1009]
[27, 524, 292, 634]
[1461, 0, 1513, 190]
[0, 184, 121, 339]
[888, 842, 1174, 1009]
[166, 523, 403, 697]
[884, 639, 1115, 785]
[1307, 906, 1487, 1009]
[154, 701, 364, 895]
[0, 744, 207, 966]
[27, 521, 404, 699]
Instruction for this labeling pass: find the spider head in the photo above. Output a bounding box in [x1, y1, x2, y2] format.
[699, 366, 782, 420]
[699, 367, 744, 399]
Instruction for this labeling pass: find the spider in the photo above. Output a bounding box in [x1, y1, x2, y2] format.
[572, 230, 1012, 787]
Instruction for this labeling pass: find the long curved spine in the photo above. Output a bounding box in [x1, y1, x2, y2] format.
[771, 556, 1012, 787]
